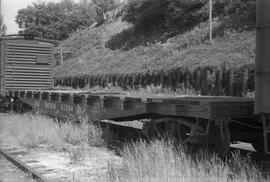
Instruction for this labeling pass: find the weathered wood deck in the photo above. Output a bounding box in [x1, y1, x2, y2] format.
[9, 90, 254, 121]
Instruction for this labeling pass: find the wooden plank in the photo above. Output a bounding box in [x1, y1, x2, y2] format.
[19, 90, 255, 121]
[210, 101, 254, 120]
[146, 103, 211, 119]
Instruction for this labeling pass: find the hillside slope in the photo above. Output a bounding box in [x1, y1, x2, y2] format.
[55, 31, 254, 75]
[53, 4, 256, 96]
[55, 18, 255, 77]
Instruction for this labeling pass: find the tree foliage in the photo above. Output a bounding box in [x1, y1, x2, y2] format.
[107, 0, 255, 50]
[0, 15, 7, 36]
[122, 0, 255, 30]
[166, 0, 209, 28]
[122, 0, 168, 25]
[92, 0, 118, 25]
[108, 0, 210, 50]
[221, 0, 256, 30]
[92, 0, 117, 13]
[122, 0, 209, 28]
[15, 0, 97, 40]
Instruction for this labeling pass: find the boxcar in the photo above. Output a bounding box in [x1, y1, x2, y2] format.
[0, 35, 56, 95]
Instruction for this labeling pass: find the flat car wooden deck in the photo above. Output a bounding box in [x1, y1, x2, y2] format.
[9, 90, 254, 121]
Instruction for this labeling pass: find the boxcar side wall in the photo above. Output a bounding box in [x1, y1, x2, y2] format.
[0, 40, 4, 94]
[0, 37, 54, 93]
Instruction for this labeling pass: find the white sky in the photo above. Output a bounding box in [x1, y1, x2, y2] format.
[2, 0, 79, 34]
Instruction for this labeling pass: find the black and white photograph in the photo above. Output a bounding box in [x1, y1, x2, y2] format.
[0, 0, 270, 181]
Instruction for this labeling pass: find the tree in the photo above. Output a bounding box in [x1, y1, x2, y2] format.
[122, 0, 208, 27]
[15, 0, 96, 40]
[92, 0, 118, 25]
[122, 0, 168, 25]
[92, 0, 117, 13]
[0, 15, 6, 35]
[122, 0, 255, 31]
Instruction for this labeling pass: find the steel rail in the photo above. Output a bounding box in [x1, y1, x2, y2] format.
[0, 147, 49, 182]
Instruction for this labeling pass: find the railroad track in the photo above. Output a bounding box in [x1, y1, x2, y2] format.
[0, 147, 48, 182]
[0, 146, 64, 182]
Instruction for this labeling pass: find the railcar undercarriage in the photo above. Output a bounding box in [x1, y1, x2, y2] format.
[4, 90, 263, 157]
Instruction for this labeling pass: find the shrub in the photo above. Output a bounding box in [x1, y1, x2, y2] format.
[220, 0, 256, 31]
[16, 0, 97, 40]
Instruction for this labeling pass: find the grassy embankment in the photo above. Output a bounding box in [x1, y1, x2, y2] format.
[54, 17, 255, 96]
[0, 114, 269, 181]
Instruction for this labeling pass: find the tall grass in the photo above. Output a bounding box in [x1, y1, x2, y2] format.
[0, 113, 104, 151]
[0, 114, 269, 181]
[107, 139, 268, 182]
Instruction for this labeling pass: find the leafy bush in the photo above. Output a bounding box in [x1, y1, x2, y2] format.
[16, 0, 97, 40]
[107, 0, 255, 50]
[122, 0, 208, 27]
[220, 0, 256, 31]
[92, 0, 119, 25]
[122, 0, 255, 29]
[122, 0, 168, 25]
[166, 0, 209, 28]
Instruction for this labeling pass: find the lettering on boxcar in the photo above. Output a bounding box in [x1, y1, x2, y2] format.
[61, 104, 73, 112]
[44, 102, 56, 110]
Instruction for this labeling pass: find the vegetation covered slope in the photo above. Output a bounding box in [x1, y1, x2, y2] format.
[53, 0, 256, 96]
[55, 27, 254, 76]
